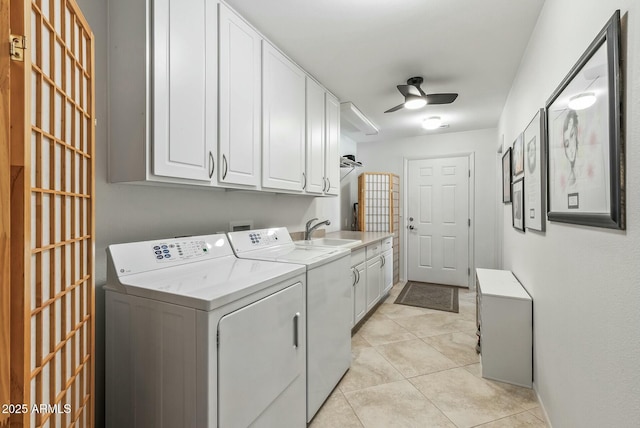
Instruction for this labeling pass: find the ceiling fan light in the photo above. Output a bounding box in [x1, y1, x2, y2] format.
[422, 116, 442, 130]
[404, 95, 427, 110]
[568, 92, 596, 110]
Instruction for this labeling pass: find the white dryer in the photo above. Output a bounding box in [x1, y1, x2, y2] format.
[227, 227, 352, 422]
[105, 233, 307, 428]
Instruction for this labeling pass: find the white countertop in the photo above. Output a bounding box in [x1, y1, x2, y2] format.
[476, 268, 531, 300]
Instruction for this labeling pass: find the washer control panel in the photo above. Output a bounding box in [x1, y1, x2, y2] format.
[228, 227, 292, 253]
[151, 240, 209, 263]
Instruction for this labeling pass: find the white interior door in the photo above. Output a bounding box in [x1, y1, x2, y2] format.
[407, 157, 469, 286]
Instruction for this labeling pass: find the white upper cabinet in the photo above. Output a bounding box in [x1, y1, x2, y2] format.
[262, 41, 306, 192]
[218, 3, 262, 187]
[305, 78, 326, 194]
[324, 93, 340, 195]
[108, 0, 216, 185]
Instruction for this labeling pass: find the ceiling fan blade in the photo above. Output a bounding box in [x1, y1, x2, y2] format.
[425, 93, 458, 104]
[397, 85, 420, 97]
[384, 103, 405, 113]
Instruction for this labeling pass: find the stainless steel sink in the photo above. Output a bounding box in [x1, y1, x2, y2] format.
[295, 238, 362, 249]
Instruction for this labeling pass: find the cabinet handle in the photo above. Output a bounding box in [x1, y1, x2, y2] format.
[302, 172, 306, 190]
[352, 268, 357, 286]
[356, 268, 360, 284]
[222, 154, 228, 180]
[326, 177, 331, 192]
[208, 151, 215, 179]
[293, 312, 300, 348]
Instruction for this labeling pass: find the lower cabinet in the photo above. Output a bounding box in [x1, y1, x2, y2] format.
[365, 256, 382, 312]
[382, 248, 393, 294]
[351, 248, 366, 326]
[351, 238, 394, 327]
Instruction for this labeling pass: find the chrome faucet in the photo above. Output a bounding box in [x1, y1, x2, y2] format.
[305, 218, 331, 240]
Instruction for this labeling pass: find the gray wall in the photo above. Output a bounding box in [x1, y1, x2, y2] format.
[75, 0, 340, 424]
[357, 128, 499, 283]
[498, 0, 640, 425]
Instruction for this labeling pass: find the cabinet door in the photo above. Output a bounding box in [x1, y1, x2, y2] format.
[218, 4, 261, 186]
[152, 0, 214, 181]
[324, 93, 340, 195]
[382, 249, 393, 294]
[305, 78, 325, 194]
[353, 262, 367, 325]
[262, 42, 306, 191]
[366, 257, 382, 311]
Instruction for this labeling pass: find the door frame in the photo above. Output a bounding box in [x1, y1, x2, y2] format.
[402, 153, 476, 289]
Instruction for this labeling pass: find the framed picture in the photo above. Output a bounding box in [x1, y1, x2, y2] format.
[512, 178, 525, 231]
[524, 109, 546, 232]
[545, 10, 624, 229]
[502, 147, 512, 203]
[512, 133, 524, 178]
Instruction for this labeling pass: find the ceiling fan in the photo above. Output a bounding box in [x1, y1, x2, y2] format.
[384, 76, 458, 113]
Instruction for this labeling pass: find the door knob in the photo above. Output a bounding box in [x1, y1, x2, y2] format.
[409, 217, 414, 222]
[408, 225, 415, 230]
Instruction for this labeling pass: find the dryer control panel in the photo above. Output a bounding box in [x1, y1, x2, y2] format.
[108, 234, 233, 277]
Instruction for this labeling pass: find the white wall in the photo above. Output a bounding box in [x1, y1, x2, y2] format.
[357, 128, 499, 282]
[498, 1, 640, 426]
[340, 134, 359, 229]
[75, 0, 340, 425]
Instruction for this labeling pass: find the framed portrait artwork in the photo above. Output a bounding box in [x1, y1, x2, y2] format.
[502, 147, 512, 203]
[512, 178, 525, 231]
[512, 133, 524, 178]
[545, 10, 624, 230]
[524, 109, 546, 232]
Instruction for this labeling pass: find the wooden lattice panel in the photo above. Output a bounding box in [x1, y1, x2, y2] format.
[26, 0, 94, 426]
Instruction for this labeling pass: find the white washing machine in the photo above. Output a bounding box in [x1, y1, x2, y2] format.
[105, 233, 307, 428]
[227, 227, 352, 422]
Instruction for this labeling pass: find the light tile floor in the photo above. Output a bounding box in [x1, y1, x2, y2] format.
[310, 284, 548, 428]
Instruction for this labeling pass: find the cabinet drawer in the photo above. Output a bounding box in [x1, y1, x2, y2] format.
[381, 237, 392, 251]
[351, 248, 366, 266]
[366, 242, 381, 259]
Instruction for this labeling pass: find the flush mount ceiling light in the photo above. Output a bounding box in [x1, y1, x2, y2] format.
[404, 95, 427, 110]
[568, 92, 596, 110]
[422, 116, 442, 130]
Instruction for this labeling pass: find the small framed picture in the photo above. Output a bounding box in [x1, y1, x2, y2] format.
[512, 133, 524, 178]
[502, 147, 512, 203]
[512, 178, 525, 231]
[524, 109, 546, 232]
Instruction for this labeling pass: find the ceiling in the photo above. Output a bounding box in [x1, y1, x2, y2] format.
[225, 0, 545, 143]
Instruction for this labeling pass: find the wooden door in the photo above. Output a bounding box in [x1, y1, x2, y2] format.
[1, 0, 11, 425]
[9, 0, 95, 426]
[407, 157, 469, 286]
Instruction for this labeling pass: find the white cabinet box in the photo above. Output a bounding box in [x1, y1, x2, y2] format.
[350, 248, 367, 326]
[476, 268, 532, 388]
[218, 3, 262, 187]
[109, 0, 217, 185]
[305, 78, 326, 194]
[324, 93, 340, 195]
[261, 41, 306, 192]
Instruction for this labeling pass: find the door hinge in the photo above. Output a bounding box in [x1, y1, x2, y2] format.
[468, 218, 471, 227]
[468, 170, 471, 177]
[10, 34, 26, 62]
[468, 267, 470, 276]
